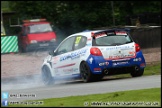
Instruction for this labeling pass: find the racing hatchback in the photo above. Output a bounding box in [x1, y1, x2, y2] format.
[41, 28, 146, 85]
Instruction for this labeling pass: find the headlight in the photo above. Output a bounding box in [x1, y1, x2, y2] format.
[48, 56, 52, 61]
[30, 40, 37, 43]
[43, 55, 52, 63]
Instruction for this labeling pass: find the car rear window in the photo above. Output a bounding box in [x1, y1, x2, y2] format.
[92, 31, 133, 46]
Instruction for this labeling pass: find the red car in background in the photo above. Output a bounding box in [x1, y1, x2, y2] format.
[18, 19, 57, 52]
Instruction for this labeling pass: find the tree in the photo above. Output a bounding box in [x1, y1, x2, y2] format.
[8, 1, 161, 35]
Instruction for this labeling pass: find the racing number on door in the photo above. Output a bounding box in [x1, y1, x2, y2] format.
[75, 36, 81, 44]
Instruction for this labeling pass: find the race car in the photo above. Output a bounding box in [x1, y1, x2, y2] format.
[41, 28, 146, 85]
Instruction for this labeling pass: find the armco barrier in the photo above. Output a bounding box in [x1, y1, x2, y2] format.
[1, 36, 19, 54]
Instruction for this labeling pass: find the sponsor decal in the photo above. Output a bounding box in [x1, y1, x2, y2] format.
[63, 68, 78, 73]
[115, 31, 127, 35]
[63, 68, 73, 73]
[111, 51, 130, 59]
[92, 32, 106, 38]
[113, 61, 128, 66]
[129, 51, 135, 55]
[89, 57, 93, 64]
[133, 57, 142, 62]
[73, 68, 79, 72]
[106, 48, 135, 60]
[92, 31, 127, 38]
[106, 32, 115, 35]
[99, 62, 109, 66]
[94, 68, 101, 72]
[106, 45, 132, 50]
[60, 49, 87, 61]
[108, 54, 134, 59]
[56, 63, 75, 68]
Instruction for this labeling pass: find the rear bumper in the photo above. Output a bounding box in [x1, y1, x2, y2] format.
[87, 51, 146, 75]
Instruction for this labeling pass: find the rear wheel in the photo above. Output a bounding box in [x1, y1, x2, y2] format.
[80, 62, 94, 82]
[130, 67, 144, 77]
[42, 66, 54, 85]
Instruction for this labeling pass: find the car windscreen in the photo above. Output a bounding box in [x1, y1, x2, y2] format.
[29, 23, 53, 33]
[92, 31, 133, 46]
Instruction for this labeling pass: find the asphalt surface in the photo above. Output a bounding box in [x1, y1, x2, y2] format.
[1, 75, 161, 102]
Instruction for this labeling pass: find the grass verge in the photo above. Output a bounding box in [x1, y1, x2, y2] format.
[8, 88, 161, 107]
[108, 61, 161, 79]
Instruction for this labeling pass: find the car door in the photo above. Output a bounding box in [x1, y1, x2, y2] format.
[51, 36, 76, 76]
[71, 35, 88, 75]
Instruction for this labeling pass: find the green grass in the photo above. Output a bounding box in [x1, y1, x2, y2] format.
[107, 62, 161, 79]
[9, 88, 161, 107]
[144, 62, 161, 75]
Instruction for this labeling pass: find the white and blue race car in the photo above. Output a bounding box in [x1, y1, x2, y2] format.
[41, 28, 146, 85]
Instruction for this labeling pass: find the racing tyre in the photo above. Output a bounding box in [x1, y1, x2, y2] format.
[42, 66, 54, 85]
[80, 62, 94, 82]
[130, 67, 144, 77]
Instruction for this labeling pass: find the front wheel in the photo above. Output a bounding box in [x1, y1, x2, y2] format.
[42, 66, 54, 85]
[80, 62, 94, 82]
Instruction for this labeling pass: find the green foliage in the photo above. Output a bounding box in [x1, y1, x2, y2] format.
[1, 1, 11, 12]
[3, 1, 161, 35]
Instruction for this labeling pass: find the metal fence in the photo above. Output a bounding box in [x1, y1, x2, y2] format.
[130, 27, 161, 49]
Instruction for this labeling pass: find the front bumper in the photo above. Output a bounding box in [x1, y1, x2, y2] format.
[27, 41, 58, 51]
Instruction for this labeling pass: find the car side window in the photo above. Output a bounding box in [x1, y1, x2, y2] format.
[74, 36, 87, 50]
[57, 36, 75, 55]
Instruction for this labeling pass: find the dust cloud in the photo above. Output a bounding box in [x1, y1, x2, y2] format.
[1, 29, 78, 91]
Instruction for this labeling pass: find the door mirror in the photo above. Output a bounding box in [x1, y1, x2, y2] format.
[48, 50, 56, 56]
[49, 50, 55, 56]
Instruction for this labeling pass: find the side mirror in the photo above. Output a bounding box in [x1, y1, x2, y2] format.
[49, 50, 55, 56]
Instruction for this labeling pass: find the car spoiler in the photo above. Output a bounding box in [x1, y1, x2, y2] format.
[91, 28, 130, 38]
